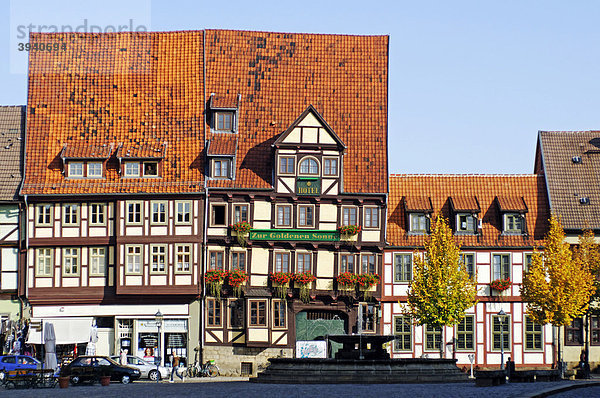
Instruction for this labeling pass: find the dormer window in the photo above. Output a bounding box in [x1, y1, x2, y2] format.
[124, 162, 140, 177]
[299, 157, 319, 175]
[504, 213, 523, 233]
[87, 162, 103, 178]
[143, 161, 158, 177]
[68, 162, 84, 177]
[279, 157, 295, 175]
[212, 159, 231, 179]
[456, 213, 476, 233]
[410, 213, 429, 233]
[216, 111, 234, 131]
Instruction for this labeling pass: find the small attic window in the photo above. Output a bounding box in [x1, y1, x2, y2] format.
[143, 161, 158, 177]
[572, 156, 582, 164]
[215, 111, 235, 132]
[503, 213, 524, 234]
[580, 197, 590, 205]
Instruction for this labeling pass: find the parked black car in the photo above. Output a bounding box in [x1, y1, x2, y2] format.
[60, 356, 141, 385]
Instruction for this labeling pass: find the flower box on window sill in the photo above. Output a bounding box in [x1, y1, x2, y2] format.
[293, 272, 317, 303]
[338, 225, 361, 241]
[490, 278, 511, 292]
[228, 269, 248, 297]
[205, 269, 228, 299]
[270, 272, 293, 299]
[336, 272, 358, 292]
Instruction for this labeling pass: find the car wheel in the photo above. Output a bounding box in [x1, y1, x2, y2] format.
[148, 370, 160, 381]
[70, 375, 81, 385]
[121, 375, 131, 384]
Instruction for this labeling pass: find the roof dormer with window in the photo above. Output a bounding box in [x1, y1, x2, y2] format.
[60, 143, 113, 179]
[272, 105, 346, 198]
[208, 93, 240, 133]
[449, 196, 481, 235]
[404, 196, 433, 235]
[205, 134, 237, 180]
[496, 195, 528, 235]
[116, 142, 166, 178]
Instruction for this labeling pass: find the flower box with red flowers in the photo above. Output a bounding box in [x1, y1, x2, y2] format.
[337, 225, 362, 236]
[356, 273, 380, 289]
[205, 269, 228, 283]
[270, 272, 293, 285]
[230, 221, 252, 234]
[336, 272, 358, 288]
[490, 278, 511, 291]
[228, 269, 248, 288]
[293, 272, 317, 286]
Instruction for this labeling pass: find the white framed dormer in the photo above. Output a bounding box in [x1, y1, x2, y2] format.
[455, 213, 477, 234]
[208, 93, 240, 133]
[408, 212, 429, 234]
[503, 213, 524, 234]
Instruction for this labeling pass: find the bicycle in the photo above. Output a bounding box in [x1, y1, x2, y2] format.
[186, 360, 219, 378]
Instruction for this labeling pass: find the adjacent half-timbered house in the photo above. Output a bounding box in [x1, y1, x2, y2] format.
[382, 174, 552, 369]
[200, 30, 388, 375]
[0, 106, 25, 328]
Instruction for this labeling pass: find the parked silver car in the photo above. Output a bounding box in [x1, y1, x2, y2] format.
[110, 355, 169, 381]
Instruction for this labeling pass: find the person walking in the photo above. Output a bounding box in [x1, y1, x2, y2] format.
[170, 354, 184, 383]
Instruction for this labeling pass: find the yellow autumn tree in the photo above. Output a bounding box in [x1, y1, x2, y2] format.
[574, 229, 600, 311]
[521, 216, 595, 372]
[407, 215, 478, 358]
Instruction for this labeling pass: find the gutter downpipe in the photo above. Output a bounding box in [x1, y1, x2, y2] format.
[200, 29, 207, 365]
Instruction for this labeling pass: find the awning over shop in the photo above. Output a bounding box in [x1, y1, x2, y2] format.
[27, 317, 93, 345]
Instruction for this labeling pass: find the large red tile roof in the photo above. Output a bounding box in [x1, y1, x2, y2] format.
[387, 174, 549, 248]
[0, 106, 25, 202]
[22, 30, 388, 195]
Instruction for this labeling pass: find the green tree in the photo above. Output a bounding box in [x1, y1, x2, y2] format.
[521, 216, 595, 372]
[406, 215, 478, 358]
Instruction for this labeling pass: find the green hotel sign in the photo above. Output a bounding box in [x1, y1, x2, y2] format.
[296, 178, 321, 196]
[248, 229, 340, 242]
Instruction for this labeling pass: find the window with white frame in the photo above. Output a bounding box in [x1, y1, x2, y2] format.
[87, 162, 103, 178]
[492, 254, 511, 280]
[210, 204, 226, 226]
[279, 157, 295, 175]
[151, 201, 167, 224]
[298, 205, 314, 228]
[176, 244, 191, 273]
[525, 316, 543, 350]
[63, 248, 79, 276]
[36, 248, 52, 277]
[126, 202, 142, 225]
[393, 315, 412, 351]
[504, 213, 523, 234]
[273, 300, 287, 329]
[89, 203, 105, 226]
[299, 157, 319, 175]
[231, 252, 246, 271]
[456, 213, 476, 233]
[275, 252, 290, 273]
[409, 213, 428, 233]
[143, 161, 158, 177]
[68, 162, 84, 177]
[233, 204, 248, 223]
[215, 111, 234, 131]
[323, 157, 338, 176]
[492, 314, 510, 350]
[361, 254, 376, 274]
[342, 207, 357, 226]
[212, 159, 231, 178]
[364, 207, 379, 228]
[524, 253, 533, 273]
[456, 315, 474, 350]
[340, 254, 355, 273]
[124, 162, 140, 177]
[394, 254, 412, 282]
[125, 245, 142, 274]
[175, 201, 191, 224]
[359, 303, 377, 333]
[207, 298, 222, 327]
[297, 253, 311, 273]
[89, 247, 106, 276]
[249, 300, 267, 326]
[209, 251, 224, 271]
[150, 245, 166, 273]
[36, 204, 52, 226]
[276, 205, 292, 227]
[460, 253, 475, 278]
[63, 204, 79, 226]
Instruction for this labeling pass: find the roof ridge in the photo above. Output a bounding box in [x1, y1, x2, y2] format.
[389, 173, 539, 177]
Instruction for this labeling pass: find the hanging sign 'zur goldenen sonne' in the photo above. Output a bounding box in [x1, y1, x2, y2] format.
[248, 229, 340, 242]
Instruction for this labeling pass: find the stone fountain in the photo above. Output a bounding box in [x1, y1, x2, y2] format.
[252, 335, 469, 384]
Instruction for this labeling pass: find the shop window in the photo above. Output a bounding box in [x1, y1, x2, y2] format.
[273, 300, 287, 329]
[394, 254, 412, 282]
[210, 204, 226, 226]
[393, 315, 412, 351]
[207, 298, 222, 327]
[249, 300, 267, 327]
[456, 316, 474, 350]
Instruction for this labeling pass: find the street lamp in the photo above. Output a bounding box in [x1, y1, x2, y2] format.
[155, 310, 163, 384]
[498, 310, 506, 370]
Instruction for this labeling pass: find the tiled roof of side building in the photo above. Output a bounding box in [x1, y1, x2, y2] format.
[387, 174, 549, 248]
[0, 106, 25, 201]
[538, 131, 600, 230]
[22, 30, 388, 195]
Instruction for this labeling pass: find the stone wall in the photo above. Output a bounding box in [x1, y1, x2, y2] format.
[203, 346, 294, 376]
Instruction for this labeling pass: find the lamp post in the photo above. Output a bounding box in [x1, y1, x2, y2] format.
[155, 310, 163, 384]
[498, 310, 506, 370]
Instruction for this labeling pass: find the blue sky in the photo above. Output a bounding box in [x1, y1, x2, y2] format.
[2, 0, 600, 174]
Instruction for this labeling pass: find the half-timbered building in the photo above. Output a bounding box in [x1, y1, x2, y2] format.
[381, 174, 553, 370]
